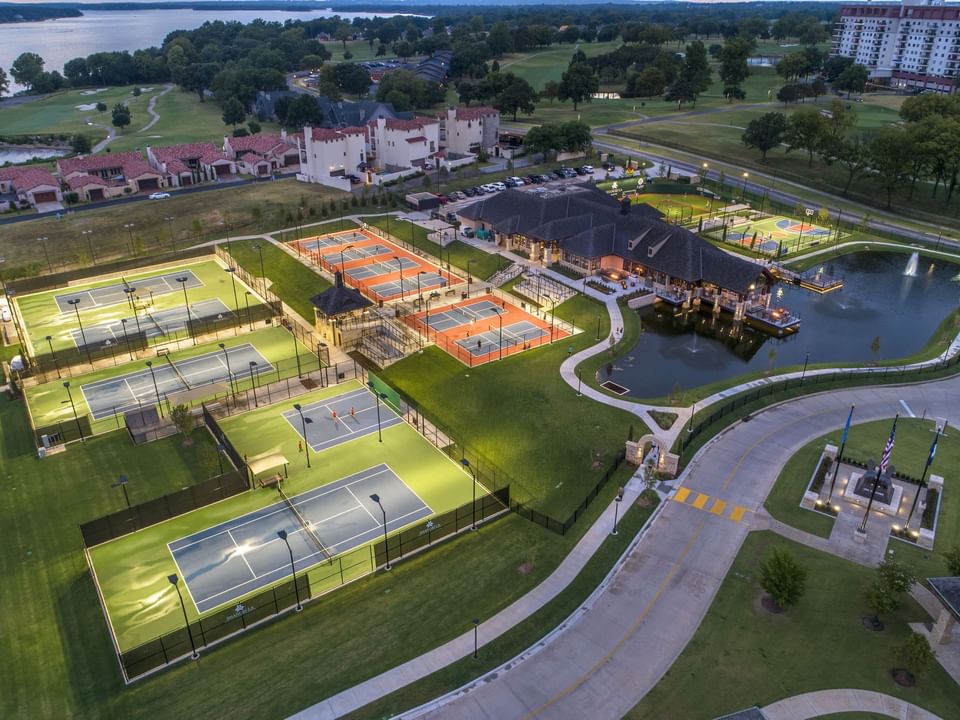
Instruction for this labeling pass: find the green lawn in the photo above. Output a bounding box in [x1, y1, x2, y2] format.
[360, 214, 508, 281]
[765, 417, 960, 578]
[500, 40, 623, 90]
[383, 294, 648, 519]
[629, 531, 960, 720]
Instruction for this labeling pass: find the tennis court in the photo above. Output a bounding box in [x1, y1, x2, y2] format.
[369, 271, 448, 300]
[426, 299, 502, 332]
[80, 343, 271, 419]
[169, 464, 432, 612]
[300, 230, 370, 252]
[281, 386, 403, 452]
[716, 215, 841, 256]
[319, 244, 393, 264]
[70, 298, 232, 348]
[456, 321, 548, 357]
[54, 270, 203, 313]
[345, 256, 420, 281]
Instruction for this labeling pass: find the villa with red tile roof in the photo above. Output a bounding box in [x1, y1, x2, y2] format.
[0, 166, 63, 209]
[56, 151, 165, 198]
[441, 106, 500, 156]
[222, 132, 299, 175]
[366, 116, 440, 173]
[296, 126, 368, 191]
[146, 142, 236, 187]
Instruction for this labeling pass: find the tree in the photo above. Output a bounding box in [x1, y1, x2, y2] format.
[333, 63, 372, 99]
[111, 103, 131, 132]
[558, 63, 599, 111]
[95, 101, 107, 115]
[820, 135, 869, 195]
[71, 134, 92, 155]
[170, 404, 195, 446]
[869, 127, 914, 209]
[776, 84, 801, 106]
[742, 112, 787, 161]
[0, 67, 8, 100]
[835, 64, 869, 97]
[540, 80, 560, 105]
[335, 23, 353, 51]
[221, 97, 246, 128]
[10, 52, 45, 89]
[666, 40, 712, 109]
[394, 41, 415, 61]
[719, 37, 751, 90]
[491, 74, 537, 121]
[626, 67, 666, 98]
[870, 335, 881, 361]
[823, 55, 855, 82]
[895, 633, 935, 683]
[179, 62, 219, 103]
[775, 53, 808, 82]
[944, 546, 960, 576]
[865, 559, 916, 628]
[785, 109, 828, 166]
[300, 54, 327, 71]
[487, 21, 514, 57]
[759, 548, 807, 610]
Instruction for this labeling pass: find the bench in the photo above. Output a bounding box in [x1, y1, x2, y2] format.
[259, 473, 283, 489]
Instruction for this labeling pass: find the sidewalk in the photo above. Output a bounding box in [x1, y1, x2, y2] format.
[761, 689, 941, 720]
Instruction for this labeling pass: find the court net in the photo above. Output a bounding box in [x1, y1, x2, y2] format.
[161, 351, 192, 390]
[278, 487, 331, 562]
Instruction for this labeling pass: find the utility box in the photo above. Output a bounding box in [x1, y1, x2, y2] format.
[405, 192, 440, 211]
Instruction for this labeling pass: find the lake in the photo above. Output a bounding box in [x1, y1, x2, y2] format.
[0, 146, 67, 164]
[0, 7, 421, 91]
[609, 252, 960, 399]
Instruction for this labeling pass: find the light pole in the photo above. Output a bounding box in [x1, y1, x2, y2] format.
[612, 487, 624, 535]
[394, 255, 405, 299]
[276, 530, 303, 611]
[248, 361, 259, 407]
[123, 223, 136, 255]
[370, 493, 391, 570]
[123, 285, 137, 312]
[460, 457, 478, 530]
[44, 335, 61, 379]
[225, 267, 240, 331]
[244, 290, 253, 331]
[801, 352, 810, 384]
[472, 618, 480, 659]
[168, 574, 199, 658]
[416, 270, 427, 307]
[81, 229, 96, 264]
[145, 360, 164, 416]
[291, 330, 302, 378]
[293, 403, 312, 468]
[37, 236, 51, 274]
[68, 298, 94, 366]
[63, 381, 84, 441]
[339, 244, 355, 274]
[466, 258, 473, 297]
[218, 343, 235, 398]
[164, 216, 176, 253]
[595, 312, 601, 341]
[120, 318, 133, 361]
[367, 381, 386, 442]
[577, 367, 583, 396]
[176, 275, 195, 345]
[113, 474, 131, 508]
[700, 161, 708, 188]
[493, 307, 503, 361]
[740, 172, 749, 201]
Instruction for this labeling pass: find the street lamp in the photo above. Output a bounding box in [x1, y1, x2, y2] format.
[369, 493, 391, 570]
[612, 486, 624, 535]
[112, 474, 131, 508]
[339, 244, 355, 274]
[740, 172, 749, 200]
[577, 367, 583, 396]
[44, 335, 61, 379]
[225, 267, 241, 333]
[218, 343, 235, 398]
[416, 270, 427, 306]
[120, 318, 133, 361]
[700, 162, 709, 188]
[145, 360, 164, 416]
[67, 298, 94, 366]
[492, 307, 503, 361]
[164, 216, 176, 253]
[460, 458, 478, 531]
[293, 403, 312, 468]
[276, 530, 303, 611]
[367, 381, 387, 442]
[801, 352, 810, 384]
[248, 361, 259, 407]
[244, 290, 253, 331]
[176, 276, 195, 344]
[394, 255, 405, 299]
[37, 236, 51, 274]
[123, 223, 136, 255]
[252, 244, 267, 296]
[472, 618, 480, 659]
[63, 381, 84, 441]
[168, 574, 199, 658]
[81, 229, 96, 265]
[123, 285, 137, 311]
[466, 258, 473, 297]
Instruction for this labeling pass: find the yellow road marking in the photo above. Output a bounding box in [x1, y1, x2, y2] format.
[730, 506, 747, 523]
[692, 493, 709, 510]
[673, 487, 691, 504]
[522, 521, 707, 719]
[709, 499, 727, 515]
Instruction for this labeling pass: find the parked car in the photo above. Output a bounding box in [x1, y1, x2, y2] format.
[345, 174, 362, 185]
[508, 176, 526, 186]
[538, 174, 553, 183]
[446, 211, 458, 223]
[430, 210, 443, 220]
[462, 186, 477, 197]
[582, 165, 594, 173]
[437, 195, 449, 205]
[462, 227, 475, 238]
[553, 168, 567, 178]
[148, 192, 171, 200]
[452, 190, 467, 200]
[523, 175, 537, 184]
[0, 307, 10, 323]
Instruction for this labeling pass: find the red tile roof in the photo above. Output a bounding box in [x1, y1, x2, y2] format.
[454, 106, 499, 121]
[153, 142, 230, 167]
[241, 152, 268, 165]
[67, 175, 109, 189]
[57, 151, 145, 176]
[3, 167, 58, 191]
[371, 116, 439, 132]
[228, 133, 288, 156]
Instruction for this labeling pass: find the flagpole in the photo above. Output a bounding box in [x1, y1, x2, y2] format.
[828, 404, 855, 502]
[859, 414, 898, 533]
[905, 423, 944, 530]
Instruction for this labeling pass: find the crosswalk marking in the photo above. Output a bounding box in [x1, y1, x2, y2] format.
[674, 487, 691, 504]
[730, 506, 747, 523]
[670, 487, 749, 524]
[709, 499, 727, 515]
[692, 493, 709, 510]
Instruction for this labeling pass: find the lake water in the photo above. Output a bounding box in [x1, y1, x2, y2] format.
[610, 252, 960, 398]
[0, 147, 67, 164]
[0, 7, 420, 91]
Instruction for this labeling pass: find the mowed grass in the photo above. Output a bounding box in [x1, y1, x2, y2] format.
[765, 418, 960, 578]
[383, 294, 647, 518]
[629, 531, 960, 720]
[500, 40, 623, 90]
[0, 178, 346, 275]
[361, 214, 508, 280]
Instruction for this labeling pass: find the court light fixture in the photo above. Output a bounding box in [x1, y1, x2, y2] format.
[276, 529, 302, 611]
[369, 493, 391, 570]
[168, 574, 199, 658]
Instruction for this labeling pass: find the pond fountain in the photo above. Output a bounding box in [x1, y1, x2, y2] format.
[904, 251, 919, 277]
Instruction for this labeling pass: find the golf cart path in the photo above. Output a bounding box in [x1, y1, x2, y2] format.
[761, 688, 941, 720]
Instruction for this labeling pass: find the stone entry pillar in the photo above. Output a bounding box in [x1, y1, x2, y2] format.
[931, 608, 956, 645]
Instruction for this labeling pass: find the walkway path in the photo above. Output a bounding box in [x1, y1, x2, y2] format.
[760, 689, 942, 720]
[136, 83, 175, 134]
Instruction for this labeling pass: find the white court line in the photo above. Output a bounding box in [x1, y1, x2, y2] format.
[900, 400, 916, 418]
[122, 378, 140, 405]
[227, 529, 259, 580]
[309, 414, 401, 452]
[345, 486, 378, 523]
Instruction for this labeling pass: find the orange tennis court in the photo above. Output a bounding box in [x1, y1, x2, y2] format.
[289, 229, 460, 303]
[406, 296, 571, 366]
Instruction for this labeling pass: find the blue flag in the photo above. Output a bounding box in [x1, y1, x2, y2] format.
[927, 428, 941, 468]
[840, 405, 854, 446]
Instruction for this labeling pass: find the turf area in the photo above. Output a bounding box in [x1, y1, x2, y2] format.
[765, 417, 959, 578]
[383, 294, 647, 519]
[16, 258, 259, 353]
[499, 41, 623, 90]
[25, 324, 313, 433]
[628, 531, 960, 719]
[708, 214, 839, 257]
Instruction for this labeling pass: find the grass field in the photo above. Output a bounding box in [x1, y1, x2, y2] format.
[88, 379, 477, 650]
[383, 294, 648, 519]
[0, 178, 345, 275]
[629, 531, 960, 719]
[16, 258, 258, 353]
[500, 40, 623, 90]
[765, 417, 959, 578]
[25, 324, 313, 432]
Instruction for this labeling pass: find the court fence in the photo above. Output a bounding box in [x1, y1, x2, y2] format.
[108, 484, 510, 682]
[79, 470, 248, 548]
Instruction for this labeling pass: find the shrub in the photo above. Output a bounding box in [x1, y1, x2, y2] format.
[759, 548, 807, 610]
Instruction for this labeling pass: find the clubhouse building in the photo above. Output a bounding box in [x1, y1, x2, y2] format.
[458, 185, 789, 330]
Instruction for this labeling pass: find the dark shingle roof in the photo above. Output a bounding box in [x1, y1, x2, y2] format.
[309, 272, 372, 317]
[459, 187, 764, 293]
[929, 577, 960, 621]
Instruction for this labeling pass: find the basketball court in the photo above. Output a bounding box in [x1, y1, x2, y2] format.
[718, 215, 840, 256]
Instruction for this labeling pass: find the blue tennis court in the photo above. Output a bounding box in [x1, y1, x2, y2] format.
[456, 320, 548, 356]
[426, 299, 502, 332]
[319, 244, 393, 263]
[70, 298, 232, 348]
[370, 272, 447, 300]
[281, 386, 403, 452]
[79, 343, 271, 419]
[54, 270, 203, 313]
[169, 464, 433, 612]
[301, 231, 369, 251]
[345, 256, 420, 281]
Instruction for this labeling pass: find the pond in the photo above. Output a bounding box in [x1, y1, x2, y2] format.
[0, 147, 67, 165]
[610, 251, 960, 399]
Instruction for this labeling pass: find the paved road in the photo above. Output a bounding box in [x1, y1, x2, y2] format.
[412, 378, 960, 720]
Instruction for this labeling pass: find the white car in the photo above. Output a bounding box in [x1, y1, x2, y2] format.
[492, 181, 507, 191]
[148, 192, 171, 200]
[0, 308, 11, 323]
[481, 183, 497, 193]
[582, 165, 594, 174]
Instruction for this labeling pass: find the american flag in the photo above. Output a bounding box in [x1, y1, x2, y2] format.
[879, 415, 898, 473]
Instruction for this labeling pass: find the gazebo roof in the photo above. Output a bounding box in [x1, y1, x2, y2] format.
[309, 271, 372, 317]
[928, 577, 960, 620]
